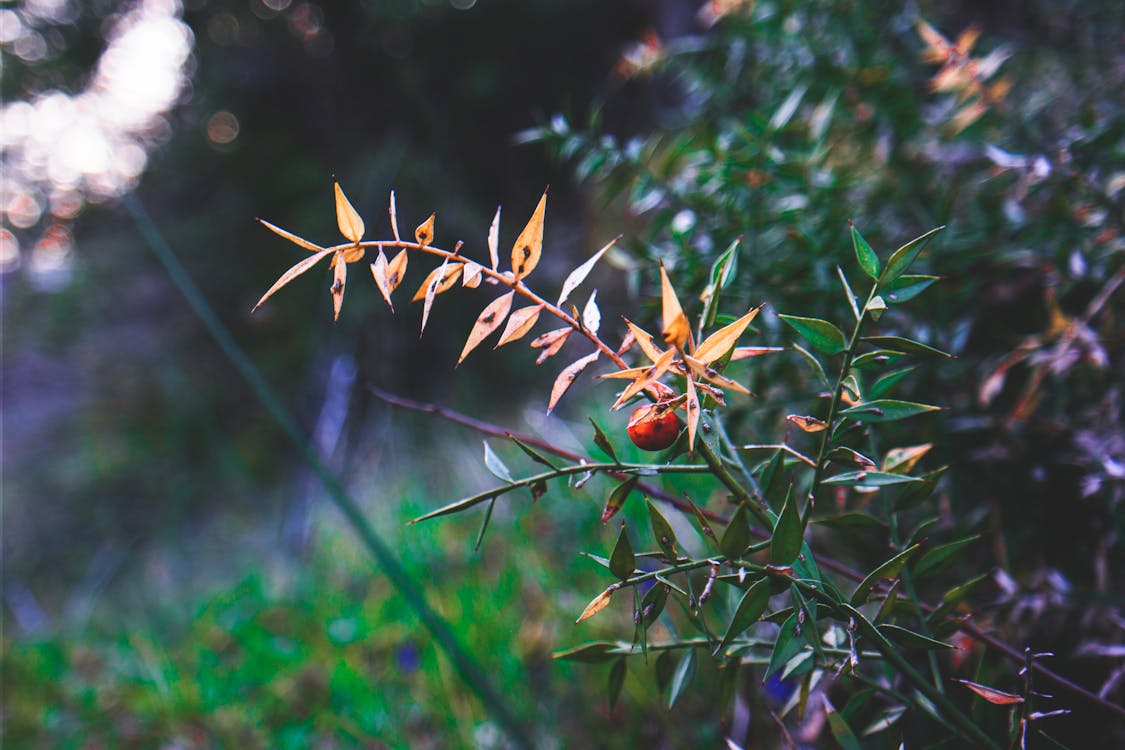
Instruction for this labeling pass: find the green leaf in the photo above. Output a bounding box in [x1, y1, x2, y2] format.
[646, 499, 678, 560]
[813, 512, 887, 531]
[850, 349, 905, 370]
[837, 265, 861, 320]
[508, 436, 558, 469]
[686, 495, 718, 547]
[826, 446, 877, 470]
[869, 366, 916, 399]
[879, 624, 952, 650]
[760, 449, 787, 507]
[719, 503, 752, 560]
[851, 544, 921, 605]
[702, 238, 741, 328]
[778, 314, 847, 354]
[839, 399, 942, 422]
[825, 700, 864, 750]
[654, 651, 674, 694]
[862, 705, 906, 737]
[770, 485, 802, 566]
[914, 535, 980, 580]
[715, 577, 771, 655]
[850, 223, 880, 280]
[553, 641, 620, 663]
[482, 440, 514, 483]
[764, 613, 806, 680]
[609, 523, 635, 581]
[884, 274, 938, 303]
[474, 498, 497, 552]
[608, 657, 627, 708]
[668, 648, 696, 708]
[878, 226, 944, 285]
[793, 343, 830, 387]
[410, 485, 510, 524]
[639, 580, 669, 626]
[821, 470, 925, 487]
[894, 466, 947, 511]
[865, 295, 887, 321]
[928, 572, 991, 623]
[862, 335, 952, 358]
[602, 475, 639, 524]
[589, 417, 620, 464]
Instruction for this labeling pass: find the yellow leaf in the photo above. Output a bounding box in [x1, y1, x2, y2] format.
[954, 25, 980, 55]
[458, 291, 515, 365]
[557, 236, 618, 307]
[694, 305, 762, 364]
[548, 351, 600, 413]
[660, 264, 691, 348]
[685, 374, 701, 452]
[461, 261, 484, 288]
[412, 263, 463, 302]
[252, 247, 335, 312]
[495, 304, 542, 348]
[388, 190, 401, 241]
[623, 319, 665, 363]
[331, 249, 347, 321]
[611, 348, 676, 409]
[786, 414, 828, 433]
[257, 218, 326, 253]
[487, 205, 501, 271]
[599, 364, 652, 381]
[683, 355, 751, 395]
[340, 245, 365, 264]
[511, 190, 547, 280]
[882, 444, 933, 474]
[731, 346, 785, 360]
[576, 587, 614, 623]
[334, 180, 365, 243]
[955, 679, 1024, 706]
[415, 213, 436, 247]
[387, 249, 408, 292]
[581, 290, 601, 335]
[370, 248, 395, 311]
[529, 327, 572, 365]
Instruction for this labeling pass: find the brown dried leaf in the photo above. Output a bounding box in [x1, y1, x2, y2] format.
[694, 305, 762, 364]
[462, 261, 484, 289]
[412, 263, 463, 302]
[576, 587, 614, 623]
[611, 348, 676, 409]
[557, 236, 618, 307]
[334, 180, 365, 243]
[956, 679, 1024, 705]
[787, 414, 828, 433]
[388, 191, 401, 241]
[660, 264, 691, 348]
[331, 250, 347, 321]
[882, 444, 932, 474]
[370, 248, 396, 311]
[458, 291, 515, 365]
[415, 213, 436, 247]
[257, 218, 326, 253]
[496, 304, 542, 348]
[954, 25, 980, 55]
[530, 327, 573, 365]
[487, 205, 501, 271]
[623, 319, 665, 363]
[731, 346, 785, 360]
[685, 374, 701, 452]
[340, 245, 365, 263]
[252, 246, 335, 312]
[512, 190, 547, 280]
[548, 351, 600, 413]
[683, 355, 751, 395]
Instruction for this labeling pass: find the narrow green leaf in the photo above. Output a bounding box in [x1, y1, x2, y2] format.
[640, 580, 669, 625]
[862, 704, 906, 737]
[825, 700, 864, 750]
[792, 343, 830, 387]
[719, 503, 751, 560]
[914, 535, 980, 580]
[850, 223, 880, 280]
[879, 624, 952, 650]
[474, 497, 497, 552]
[760, 449, 787, 507]
[821, 470, 925, 487]
[685, 495, 717, 546]
[764, 613, 805, 680]
[410, 486, 509, 524]
[850, 349, 904, 370]
[813, 512, 887, 531]
[826, 446, 877, 470]
[837, 265, 861, 320]
[771, 485, 802, 566]
[602, 475, 639, 524]
[778, 314, 847, 354]
[715, 577, 771, 655]
[874, 578, 902, 623]
[609, 523, 635, 581]
[580, 552, 611, 569]
[878, 226, 944, 285]
[508, 435, 558, 469]
[928, 572, 991, 623]
[884, 274, 938, 303]
[553, 641, 620, 662]
[654, 651, 674, 694]
[894, 467, 947, 511]
[839, 399, 942, 423]
[608, 657, 627, 708]
[482, 440, 514, 483]
[851, 544, 921, 605]
[702, 238, 741, 328]
[646, 499, 678, 560]
[869, 366, 916, 399]
[589, 417, 620, 464]
[668, 648, 696, 708]
[862, 335, 952, 358]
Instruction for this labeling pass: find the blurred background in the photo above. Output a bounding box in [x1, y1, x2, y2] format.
[2, 0, 1123, 747]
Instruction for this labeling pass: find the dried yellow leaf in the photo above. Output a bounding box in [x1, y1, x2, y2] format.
[576, 587, 614, 623]
[694, 305, 762, 364]
[511, 190, 547, 280]
[548, 351, 599, 413]
[370, 248, 396, 311]
[331, 249, 347, 321]
[487, 205, 501, 271]
[252, 246, 335, 312]
[341, 245, 365, 264]
[786, 414, 828, 433]
[334, 180, 365, 244]
[415, 213, 436, 247]
[495, 304, 542, 348]
[257, 218, 326, 253]
[412, 263, 463, 302]
[683, 355, 750, 395]
[461, 261, 484, 288]
[659, 264, 691, 348]
[458, 291, 515, 365]
[685, 374, 701, 452]
[529, 327, 572, 365]
[557, 236, 618, 307]
[388, 191, 401, 241]
[731, 346, 785, 360]
[882, 444, 933, 474]
[611, 348, 676, 409]
[623, 319, 665, 363]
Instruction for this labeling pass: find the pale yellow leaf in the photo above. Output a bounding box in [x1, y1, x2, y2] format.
[412, 262, 463, 302]
[582, 290, 601, 335]
[529, 327, 572, 365]
[331, 249, 347, 321]
[495, 304, 542, 348]
[576, 587, 614, 623]
[461, 261, 484, 288]
[731, 346, 785, 360]
[370, 248, 396, 311]
[387, 249, 408, 292]
[252, 247, 335, 312]
[616, 329, 636, 356]
[548, 351, 600, 413]
[340, 245, 365, 263]
[487, 205, 501, 271]
[694, 305, 763, 364]
[611, 348, 676, 409]
[685, 374, 701, 452]
[882, 444, 933, 474]
[599, 364, 652, 381]
[388, 191, 401, 241]
[415, 213, 436, 247]
[458, 291, 515, 365]
[334, 180, 365, 243]
[511, 190, 547, 280]
[557, 236, 618, 307]
[257, 218, 326, 253]
[787, 414, 828, 433]
[660, 264, 691, 348]
[623, 318, 665, 363]
[683, 355, 751, 395]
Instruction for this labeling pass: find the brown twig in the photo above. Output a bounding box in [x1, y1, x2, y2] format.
[367, 383, 1125, 721]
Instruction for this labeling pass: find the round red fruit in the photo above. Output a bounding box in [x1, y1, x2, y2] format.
[627, 403, 681, 451]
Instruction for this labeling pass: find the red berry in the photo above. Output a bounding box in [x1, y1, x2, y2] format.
[627, 403, 681, 451]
